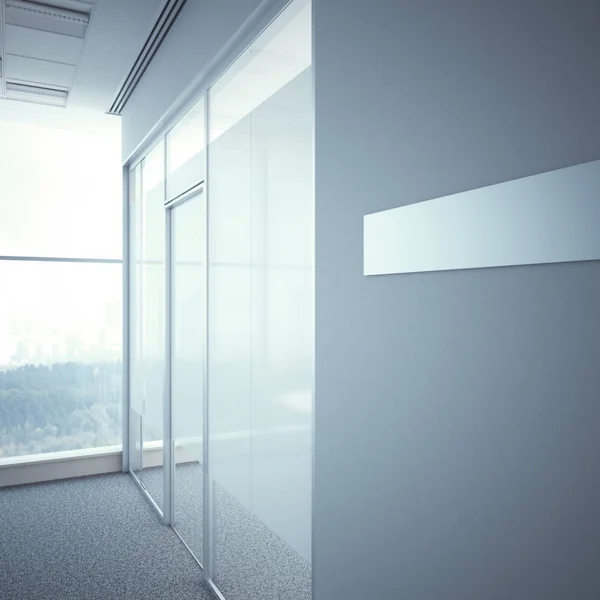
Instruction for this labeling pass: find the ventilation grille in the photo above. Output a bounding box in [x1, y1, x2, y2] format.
[107, 0, 187, 115]
[6, 81, 69, 106]
[4, 0, 93, 39]
[5, 0, 91, 24]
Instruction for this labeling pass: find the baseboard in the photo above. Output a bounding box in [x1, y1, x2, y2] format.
[0, 447, 123, 488]
[0, 444, 198, 488]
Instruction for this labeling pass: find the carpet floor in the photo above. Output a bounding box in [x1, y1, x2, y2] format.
[0, 472, 212, 600]
[139, 463, 204, 562]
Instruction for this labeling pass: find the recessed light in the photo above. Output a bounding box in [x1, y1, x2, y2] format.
[6, 81, 69, 107]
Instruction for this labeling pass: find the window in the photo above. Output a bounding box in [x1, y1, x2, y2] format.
[0, 121, 122, 259]
[0, 261, 122, 458]
[0, 119, 122, 460]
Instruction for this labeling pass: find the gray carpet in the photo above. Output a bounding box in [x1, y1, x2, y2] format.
[139, 464, 164, 509]
[139, 466, 312, 600]
[140, 463, 204, 562]
[0, 473, 212, 600]
[173, 462, 204, 563]
[213, 482, 312, 600]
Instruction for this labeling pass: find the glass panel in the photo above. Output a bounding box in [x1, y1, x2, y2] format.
[0, 261, 122, 458]
[207, 0, 313, 597]
[0, 121, 122, 259]
[140, 140, 166, 508]
[209, 113, 253, 511]
[166, 97, 205, 201]
[171, 193, 205, 562]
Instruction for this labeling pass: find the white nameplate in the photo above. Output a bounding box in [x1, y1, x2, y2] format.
[364, 160, 600, 276]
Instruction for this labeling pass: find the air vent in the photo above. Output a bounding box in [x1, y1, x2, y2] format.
[5, 0, 93, 38]
[6, 0, 90, 23]
[6, 81, 69, 107]
[107, 0, 187, 115]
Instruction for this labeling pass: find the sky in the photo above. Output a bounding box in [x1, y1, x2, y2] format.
[0, 120, 122, 259]
[0, 118, 122, 366]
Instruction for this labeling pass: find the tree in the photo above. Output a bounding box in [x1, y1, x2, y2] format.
[0, 361, 122, 458]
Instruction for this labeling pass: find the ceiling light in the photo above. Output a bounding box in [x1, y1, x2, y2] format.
[6, 81, 69, 107]
[4, 0, 91, 38]
[5, 0, 90, 24]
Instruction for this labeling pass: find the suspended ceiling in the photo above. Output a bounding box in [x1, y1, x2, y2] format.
[0, 0, 164, 111]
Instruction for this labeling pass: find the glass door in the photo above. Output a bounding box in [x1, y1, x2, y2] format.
[167, 190, 205, 563]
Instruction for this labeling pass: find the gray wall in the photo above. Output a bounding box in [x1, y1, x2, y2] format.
[313, 1, 600, 599]
[121, 0, 263, 160]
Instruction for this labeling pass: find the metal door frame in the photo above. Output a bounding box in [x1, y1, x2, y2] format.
[163, 186, 205, 570]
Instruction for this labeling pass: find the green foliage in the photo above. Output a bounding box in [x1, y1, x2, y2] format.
[0, 362, 122, 458]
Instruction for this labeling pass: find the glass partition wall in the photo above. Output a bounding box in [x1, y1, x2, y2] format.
[126, 0, 313, 597]
[128, 141, 167, 508]
[129, 100, 207, 519]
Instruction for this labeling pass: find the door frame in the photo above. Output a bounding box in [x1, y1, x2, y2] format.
[163, 185, 205, 570]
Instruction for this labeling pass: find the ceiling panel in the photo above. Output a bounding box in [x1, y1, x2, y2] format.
[4, 24, 85, 65]
[5, 1, 89, 39]
[0, 0, 166, 111]
[5, 54, 77, 87]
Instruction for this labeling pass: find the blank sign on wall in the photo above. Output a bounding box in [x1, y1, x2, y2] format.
[364, 159, 600, 276]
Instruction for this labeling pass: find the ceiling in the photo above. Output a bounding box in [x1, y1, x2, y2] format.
[0, 0, 164, 112]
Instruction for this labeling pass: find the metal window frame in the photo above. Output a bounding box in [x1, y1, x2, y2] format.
[202, 89, 213, 583]
[165, 181, 203, 209]
[122, 166, 131, 473]
[126, 163, 148, 491]
[310, 2, 316, 598]
[0, 255, 121, 263]
[163, 140, 174, 527]
[0, 0, 6, 98]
